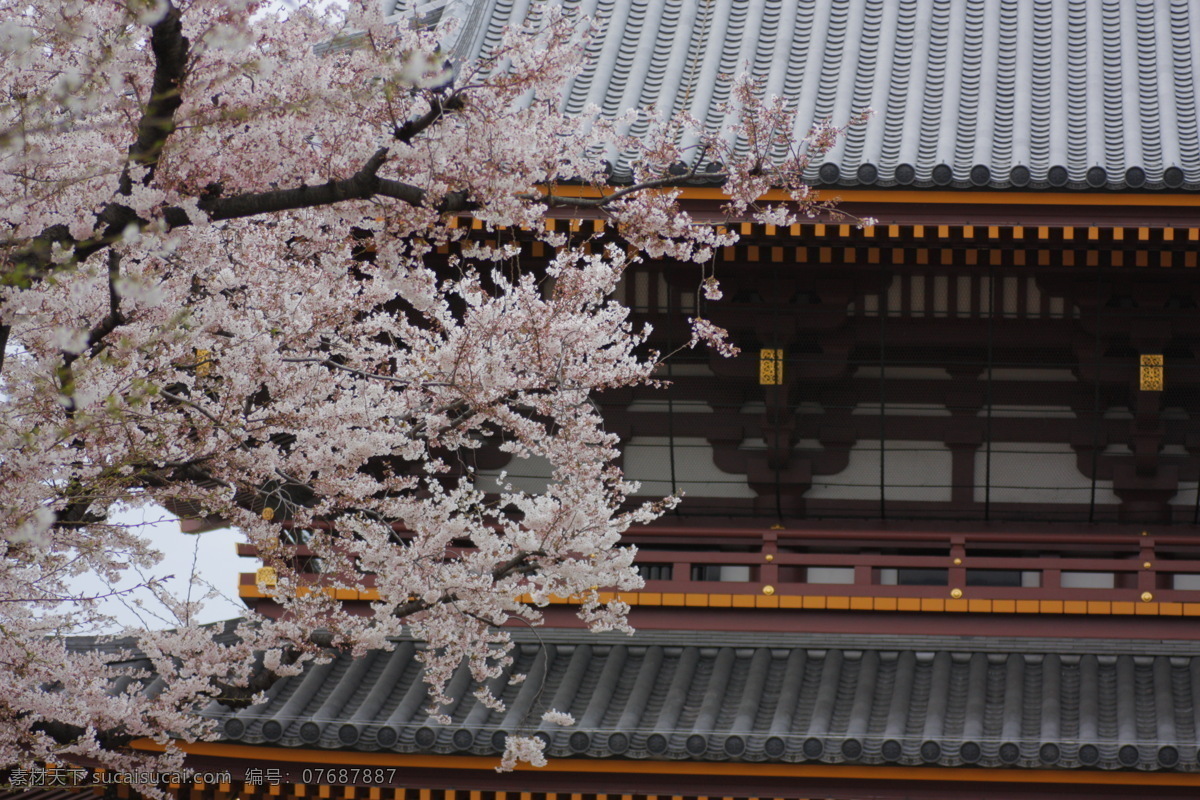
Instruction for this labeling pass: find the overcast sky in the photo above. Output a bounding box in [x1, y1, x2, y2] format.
[73, 506, 255, 633]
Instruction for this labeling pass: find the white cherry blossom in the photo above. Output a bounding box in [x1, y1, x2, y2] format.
[0, 0, 857, 777]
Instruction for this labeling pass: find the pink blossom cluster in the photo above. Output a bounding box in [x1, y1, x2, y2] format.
[0, 0, 855, 776]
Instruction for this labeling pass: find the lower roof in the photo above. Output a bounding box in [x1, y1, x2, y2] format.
[211, 629, 1200, 773]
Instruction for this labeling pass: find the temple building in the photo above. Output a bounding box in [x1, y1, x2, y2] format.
[89, 1, 1200, 799]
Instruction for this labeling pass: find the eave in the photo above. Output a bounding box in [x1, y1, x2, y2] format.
[123, 739, 1200, 800]
[545, 185, 1200, 228]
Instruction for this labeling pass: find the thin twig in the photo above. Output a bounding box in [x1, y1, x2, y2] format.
[280, 356, 449, 386]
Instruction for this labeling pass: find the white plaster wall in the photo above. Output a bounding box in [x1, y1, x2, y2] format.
[626, 399, 712, 413]
[852, 366, 952, 380]
[476, 454, 555, 494]
[1174, 574, 1200, 590]
[659, 363, 715, 377]
[986, 368, 1077, 382]
[808, 440, 953, 502]
[1059, 572, 1115, 589]
[974, 442, 1120, 504]
[852, 403, 952, 417]
[719, 566, 751, 581]
[623, 436, 757, 498]
[1171, 481, 1198, 507]
[979, 405, 1076, 419]
[808, 567, 856, 584]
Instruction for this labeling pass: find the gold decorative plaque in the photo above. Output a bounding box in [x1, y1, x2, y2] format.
[759, 348, 784, 385]
[1140, 354, 1163, 391]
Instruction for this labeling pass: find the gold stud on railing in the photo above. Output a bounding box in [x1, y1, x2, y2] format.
[759, 348, 784, 385]
[950, 588, 963, 599]
[953, 558, 962, 565]
[261, 507, 275, 521]
[1140, 354, 1164, 391]
[1141, 591, 1154, 603]
[256, 567, 277, 587]
[1144, 561, 1153, 569]
[762, 585, 776, 595]
[764, 554, 775, 562]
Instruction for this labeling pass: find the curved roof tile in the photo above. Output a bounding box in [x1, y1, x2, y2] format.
[410, 0, 1200, 191]
[211, 630, 1200, 772]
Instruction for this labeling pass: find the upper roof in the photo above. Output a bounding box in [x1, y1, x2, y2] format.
[387, 0, 1200, 192]
[211, 628, 1200, 773]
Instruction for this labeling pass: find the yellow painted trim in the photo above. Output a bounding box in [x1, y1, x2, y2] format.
[132, 741, 1200, 788]
[540, 185, 1200, 208]
[542, 184, 1200, 208]
[238, 585, 1200, 618]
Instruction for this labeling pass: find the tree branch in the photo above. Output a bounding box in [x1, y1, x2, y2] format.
[2, 4, 187, 375]
[530, 171, 724, 209]
[196, 147, 395, 222]
[121, 2, 189, 193]
[211, 646, 302, 710]
[392, 92, 463, 145]
[9, 147, 723, 301]
[56, 252, 125, 416]
[279, 356, 449, 386]
[3, 149, 403, 294]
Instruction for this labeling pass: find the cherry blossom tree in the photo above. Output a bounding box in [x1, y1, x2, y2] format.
[0, 0, 860, 777]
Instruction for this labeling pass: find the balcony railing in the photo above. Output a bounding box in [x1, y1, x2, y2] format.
[630, 528, 1200, 603]
[237, 526, 1200, 608]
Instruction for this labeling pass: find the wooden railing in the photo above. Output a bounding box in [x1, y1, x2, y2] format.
[630, 528, 1200, 603]
[237, 526, 1200, 605]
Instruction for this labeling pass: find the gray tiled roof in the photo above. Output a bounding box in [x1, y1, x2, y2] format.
[213, 630, 1200, 772]
[389, 0, 1200, 192]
